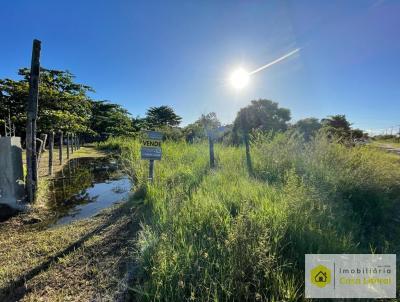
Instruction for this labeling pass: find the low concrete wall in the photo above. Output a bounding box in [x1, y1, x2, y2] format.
[0, 137, 25, 208]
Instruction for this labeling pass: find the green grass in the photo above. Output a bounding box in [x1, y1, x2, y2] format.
[100, 135, 400, 301]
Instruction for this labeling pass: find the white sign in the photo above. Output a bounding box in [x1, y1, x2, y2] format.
[141, 131, 162, 160]
[305, 254, 396, 298]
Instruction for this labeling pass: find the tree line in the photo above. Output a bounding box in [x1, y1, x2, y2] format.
[0, 68, 133, 140]
[0, 67, 367, 144]
[185, 100, 368, 145]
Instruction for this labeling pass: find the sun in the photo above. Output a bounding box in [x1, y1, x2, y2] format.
[230, 68, 250, 90]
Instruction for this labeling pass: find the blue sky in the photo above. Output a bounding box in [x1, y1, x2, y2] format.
[1, 0, 399, 133]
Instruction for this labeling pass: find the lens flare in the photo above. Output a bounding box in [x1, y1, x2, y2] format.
[229, 48, 300, 90]
[230, 68, 250, 90]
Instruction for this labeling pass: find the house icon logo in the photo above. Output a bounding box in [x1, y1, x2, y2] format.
[310, 265, 331, 288]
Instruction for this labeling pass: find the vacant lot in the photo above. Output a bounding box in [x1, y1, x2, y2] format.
[100, 134, 400, 301]
[2, 135, 399, 301]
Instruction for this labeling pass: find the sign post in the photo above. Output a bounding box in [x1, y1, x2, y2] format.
[141, 131, 163, 182]
[148, 159, 154, 181]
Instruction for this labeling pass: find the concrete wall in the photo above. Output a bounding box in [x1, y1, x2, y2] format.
[0, 137, 25, 208]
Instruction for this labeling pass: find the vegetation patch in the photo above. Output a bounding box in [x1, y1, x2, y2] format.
[100, 135, 400, 301]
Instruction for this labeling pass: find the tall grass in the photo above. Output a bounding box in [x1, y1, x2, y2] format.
[100, 135, 400, 301]
[252, 133, 400, 249]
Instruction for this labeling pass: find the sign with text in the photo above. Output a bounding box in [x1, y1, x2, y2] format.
[141, 131, 162, 160]
[305, 254, 396, 298]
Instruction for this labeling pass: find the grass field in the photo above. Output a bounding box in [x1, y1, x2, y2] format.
[1, 135, 399, 300]
[99, 134, 400, 301]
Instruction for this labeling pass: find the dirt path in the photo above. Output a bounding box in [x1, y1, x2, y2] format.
[35, 145, 107, 177]
[0, 200, 140, 302]
[377, 143, 400, 156]
[22, 145, 107, 178]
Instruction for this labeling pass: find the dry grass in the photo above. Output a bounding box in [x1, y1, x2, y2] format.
[20, 209, 138, 302]
[0, 200, 139, 301]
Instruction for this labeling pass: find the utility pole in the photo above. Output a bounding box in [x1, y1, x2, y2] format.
[26, 39, 41, 203]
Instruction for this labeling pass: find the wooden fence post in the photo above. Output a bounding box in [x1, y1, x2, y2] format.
[244, 132, 253, 175]
[41, 133, 48, 152]
[36, 138, 43, 169]
[49, 131, 54, 175]
[208, 133, 215, 169]
[26, 39, 41, 203]
[59, 130, 63, 165]
[66, 133, 70, 159]
[36, 133, 47, 167]
[148, 159, 154, 182]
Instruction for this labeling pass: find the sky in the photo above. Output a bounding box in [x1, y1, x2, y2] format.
[1, 0, 399, 134]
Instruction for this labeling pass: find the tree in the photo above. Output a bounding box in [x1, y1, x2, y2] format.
[146, 106, 182, 128]
[90, 100, 134, 138]
[0, 67, 136, 140]
[19, 68, 94, 134]
[321, 114, 352, 139]
[197, 112, 221, 130]
[132, 116, 149, 132]
[232, 99, 291, 144]
[351, 129, 367, 139]
[0, 78, 29, 136]
[184, 112, 221, 142]
[0, 68, 94, 137]
[292, 118, 321, 141]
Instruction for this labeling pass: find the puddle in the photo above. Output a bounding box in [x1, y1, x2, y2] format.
[49, 157, 132, 225]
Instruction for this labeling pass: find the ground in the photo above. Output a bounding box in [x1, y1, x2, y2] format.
[0, 144, 139, 301]
[376, 143, 400, 155]
[0, 200, 139, 301]
[22, 145, 107, 178]
[2, 140, 399, 301]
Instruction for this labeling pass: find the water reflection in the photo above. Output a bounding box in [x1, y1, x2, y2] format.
[49, 157, 132, 225]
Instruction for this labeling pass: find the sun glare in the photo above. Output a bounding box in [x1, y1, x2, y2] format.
[230, 68, 250, 90]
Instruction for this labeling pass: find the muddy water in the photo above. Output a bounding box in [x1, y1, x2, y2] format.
[49, 157, 132, 225]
